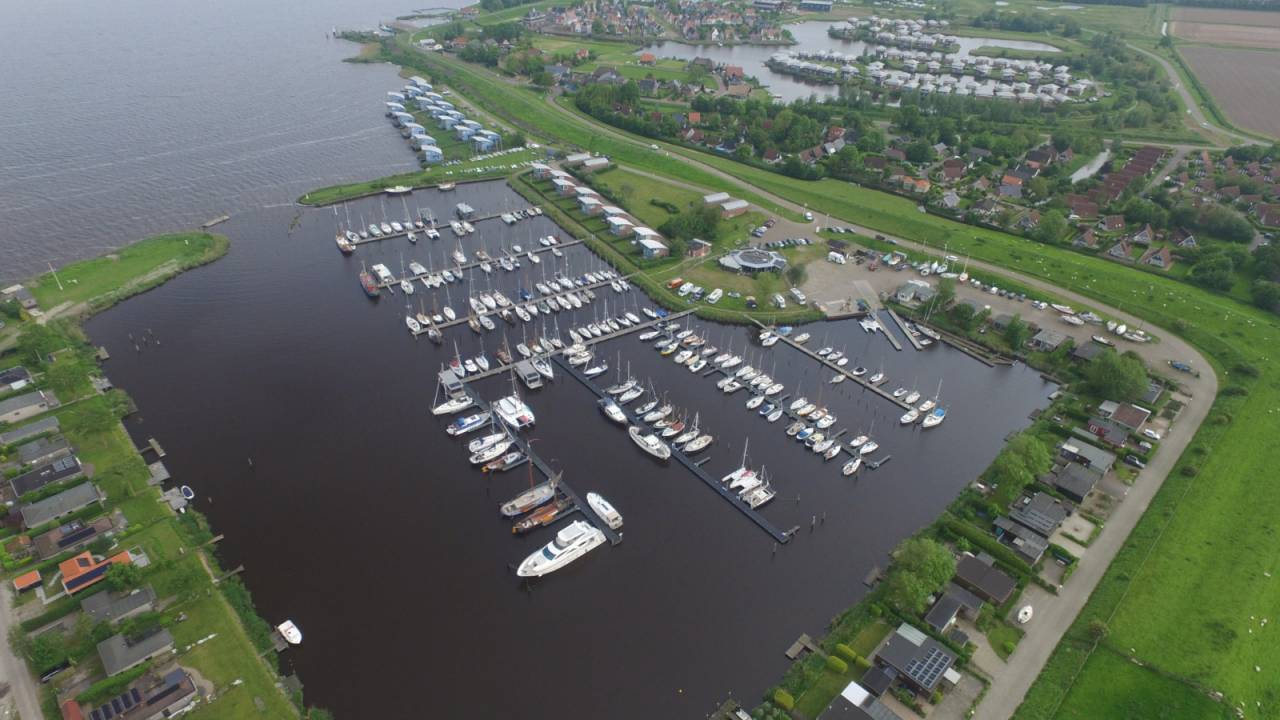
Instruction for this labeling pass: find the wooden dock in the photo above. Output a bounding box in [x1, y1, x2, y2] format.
[144, 438, 166, 457]
[351, 209, 543, 248]
[784, 633, 821, 660]
[378, 239, 586, 290]
[751, 320, 910, 411]
[408, 271, 624, 336]
[454, 309, 696, 385]
[553, 353, 792, 545]
[468, 395, 622, 547]
[885, 307, 923, 351]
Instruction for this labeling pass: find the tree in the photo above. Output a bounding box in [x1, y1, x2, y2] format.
[950, 302, 977, 330]
[1189, 254, 1234, 291]
[1252, 279, 1280, 313]
[785, 264, 807, 288]
[905, 139, 935, 164]
[935, 277, 956, 308]
[1088, 618, 1111, 642]
[893, 538, 955, 590]
[105, 563, 143, 593]
[1033, 210, 1068, 244]
[883, 568, 933, 615]
[1004, 314, 1031, 349]
[1085, 349, 1148, 401]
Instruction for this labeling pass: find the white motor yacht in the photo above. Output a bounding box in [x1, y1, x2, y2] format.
[516, 520, 606, 577]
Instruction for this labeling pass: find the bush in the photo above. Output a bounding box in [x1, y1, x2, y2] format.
[854, 655, 872, 671]
[1180, 465, 1198, 477]
[772, 688, 795, 710]
[1003, 641, 1017, 655]
[825, 655, 849, 673]
[835, 643, 858, 663]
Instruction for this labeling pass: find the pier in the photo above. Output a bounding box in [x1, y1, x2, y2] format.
[468, 395, 622, 547]
[552, 354, 792, 545]
[379, 239, 586, 290]
[452, 309, 697, 384]
[750, 319, 911, 411]
[885, 307, 923, 351]
[351, 209, 546, 248]
[407, 270, 628, 336]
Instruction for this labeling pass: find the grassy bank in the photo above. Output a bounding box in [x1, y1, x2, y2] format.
[3, 236, 311, 719]
[298, 147, 540, 206]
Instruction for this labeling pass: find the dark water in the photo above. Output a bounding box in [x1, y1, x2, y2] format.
[84, 181, 1052, 718]
[642, 21, 1061, 102]
[0, 0, 444, 283]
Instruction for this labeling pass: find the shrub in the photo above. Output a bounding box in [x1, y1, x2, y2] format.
[854, 655, 872, 671]
[931, 690, 944, 705]
[1181, 465, 1198, 477]
[772, 688, 795, 710]
[868, 603, 884, 617]
[826, 655, 849, 674]
[1003, 641, 1017, 655]
[835, 643, 858, 663]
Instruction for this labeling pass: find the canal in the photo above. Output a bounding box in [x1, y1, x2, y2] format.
[85, 179, 1054, 718]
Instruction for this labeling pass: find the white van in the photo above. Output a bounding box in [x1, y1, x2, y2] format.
[827, 251, 846, 264]
[790, 287, 807, 304]
[772, 293, 787, 309]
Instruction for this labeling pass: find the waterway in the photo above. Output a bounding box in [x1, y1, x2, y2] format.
[0, 0, 447, 284]
[642, 21, 1061, 102]
[84, 180, 1054, 718]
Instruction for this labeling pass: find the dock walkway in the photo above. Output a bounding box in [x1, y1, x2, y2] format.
[885, 307, 923, 351]
[751, 320, 910, 411]
[351, 210, 540, 248]
[553, 354, 792, 545]
[379, 240, 585, 289]
[468, 395, 622, 546]
[411, 272, 625, 335]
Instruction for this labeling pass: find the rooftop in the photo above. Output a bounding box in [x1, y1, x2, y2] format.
[1008, 491, 1070, 537]
[955, 554, 1017, 604]
[20, 482, 103, 528]
[97, 628, 174, 677]
[875, 623, 956, 692]
[82, 586, 157, 625]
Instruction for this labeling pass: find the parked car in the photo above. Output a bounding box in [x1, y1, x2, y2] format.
[803, 211, 814, 221]
[1168, 360, 1193, 373]
[1124, 455, 1146, 469]
[790, 287, 807, 304]
[1142, 429, 1162, 441]
[745, 295, 758, 309]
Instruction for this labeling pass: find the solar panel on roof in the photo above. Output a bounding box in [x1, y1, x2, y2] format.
[146, 682, 181, 705]
[120, 692, 134, 709]
[91, 710, 104, 720]
[57, 525, 96, 548]
[111, 697, 123, 713]
[131, 689, 141, 703]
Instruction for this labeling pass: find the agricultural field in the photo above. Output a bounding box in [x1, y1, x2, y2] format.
[1172, 6, 1280, 29]
[1169, 21, 1280, 49]
[1179, 46, 1280, 139]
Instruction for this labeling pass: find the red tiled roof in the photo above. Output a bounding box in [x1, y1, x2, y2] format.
[14, 570, 41, 591]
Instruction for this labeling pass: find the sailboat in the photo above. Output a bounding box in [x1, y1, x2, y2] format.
[500, 470, 559, 517]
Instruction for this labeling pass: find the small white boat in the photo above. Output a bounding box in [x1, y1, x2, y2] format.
[629, 426, 671, 460]
[405, 315, 421, 334]
[587, 492, 623, 530]
[842, 457, 861, 476]
[1018, 605, 1033, 624]
[471, 440, 513, 464]
[684, 434, 713, 453]
[598, 398, 627, 424]
[467, 432, 508, 454]
[859, 441, 879, 455]
[900, 409, 919, 425]
[831, 374, 846, 385]
[432, 395, 473, 416]
[277, 620, 303, 645]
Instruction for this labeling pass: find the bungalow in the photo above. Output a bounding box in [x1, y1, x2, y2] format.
[0, 416, 60, 446]
[60, 550, 131, 596]
[600, 205, 628, 218]
[910, 178, 931, 194]
[993, 515, 1050, 565]
[941, 190, 961, 210]
[724, 84, 751, 98]
[581, 156, 610, 173]
[1140, 246, 1173, 270]
[82, 586, 157, 626]
[999, 184, 1023, 199]
[562, 152, 592, 166]
[864, 156, 887, 171]
[15, 434, 72, 467]
[1, 285, 38, 310]
[1073, 227, 1097, 248]
[967, 147, 992, 164]
[1059, 439, 1115, 475]
[721, 199, 749, 217]
[34, 516, 114, 560]
[0, 365, 31, 393]
[638, 237, 669, 259]
[97, 628, 174, 677]
[874, 623, 957, 694]
[895, 279, 935, 304]
[1129, 223, 1154, 246]
[941, 158, 965, 181]
[1017, 210, 1041, 231]
[723, 65, 745, 82]
[13, 570, 41, 593]
[1008, 492, 1070, 537]
[1070, 200, 1099, 220]
[1086, 416, 1129, 447]
[1097, 400, 1151, 432]
[1029, 329, 1067, 352]
[954, 554, 1017, 604]
[80, 667, 199, 720]
[884, 148, 906, 163]
[552, 178, 577, 196]
[1099, 215, 1125, 232]
[606, 216, 634, 236]
[10, 455, 84, 498]
[20, 482, 104, 529]
[1051, 462, 1102, 504]
[923, 585, 984, 635]
[1070, 341, 1105, 362]
[420, 145, 443, 164]
[763, 148, 782, 164]
[702, 191, 731, 206]
[578, 195, 604, 215]
[1106, 241, 1132, 261]
[0, 390, 53, 424]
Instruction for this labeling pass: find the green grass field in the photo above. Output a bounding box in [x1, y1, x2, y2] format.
[1051, 649, 1231, 720]
[29, 233, 227, 310]
[299, 147, 540, 205]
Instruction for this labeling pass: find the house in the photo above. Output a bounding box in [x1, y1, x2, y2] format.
[80, 667, 199, 720]
[1129, 223, 1154, 246]
[1073, 227, 1097, 248]
[1106, 241, 1131, 261]
[0, 390, 54, 424]
[530, 162, 552, 180]
[577, 195, 604, 215]
[864, 156, 887, 171]
[723, 65, 745, 82]
[954, 554, 1017, 604]
[941, 158, 965, 181]
[885, 148, 906, 163]
[721, 199, 749, 217]
[1, 285, 38, 310]
[688, 239, 712, 258]
[1071, 341, 1104, 362]
[999, 184, 1022, 199]
[702, 191, 731, 206]
[941, 190, 961, 210]
[1052, 462, 1102, 503]
[97, 628, 175, 677]
[0, 416, 60, 446]
[60, 550, 132, 596]
[13, 570, 41, 593]
[638, 52, 656, 65]
[1140, 246, 1173, 270]
[993, 516, 1050, 565]
[911, 178, 931, 194]
[724, 83, 751, 98]
[15, 434, 72, 467]
[1070, 200, 1099, 220]
[82, 586, 158, 626]
[1017, 210, 1041, 231]
[34, 516, 114, 560]
[638, 237, 669, 259]
[1008, 492, 1070, 537]
[606, 216, 634, 236]
[1099, 215, 1125, 232]
[1086, 416, 1129, 447]
[1097, 401, 1151, 432]
[11, 452, 82, 499]
[763, 148, 781, 164]
[20, 482, 104, 529]
[562, 151, 592, 166]
[580, 156, 611, 173]
[0, 366, 32, 393]
[923, 586, 984, 634]
[818, 680, 904, 719]
[895, 279, 935, 304]
[1029, 329, 1067, 352]
[967, 147, 992, 164]
[687, 111, 702, 125]
[874, 623, 957, 694]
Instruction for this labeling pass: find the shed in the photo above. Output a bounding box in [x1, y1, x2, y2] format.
[581, 156, 610, 173]
[720, 199, 749, 217]
[1030, 329, 1067, 352]
[702, 191, 732, 205]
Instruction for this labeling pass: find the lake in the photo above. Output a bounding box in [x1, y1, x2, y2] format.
[84, 180, 1054, 718]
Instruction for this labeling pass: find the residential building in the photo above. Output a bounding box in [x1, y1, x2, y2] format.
[20, 482, 104, 529]
[0, 416, 60, 446]
[0, 390, 53, 424]
[1140, 246, 1173, 270]
[0, 366, 32, 393]
[923, 586, 983, 634]
[82, 586, 158, 626]
[97, 628, 175, 677]
[15, 434, 72, 467]
[818, 680, 903, 719]
[606, 216, 634, 236]
[10, 455, 83, 498]
[638, 237, 669, 259]
[993, 516, 1050, 565]
[688, 239, 712, 258]
[702, 191, 731, 205]
[34, 516, 114, 560]
[80, 666, 199, 720]
[1009, 492, 1070, 537]
[1051, 462, 1102, 503]
[581, 156, 611, 173]
[720, 199, 749, 217]
[1085, 416, 1129, 447]
[954, 554, 1016, 604]
[874, 623, 957, 694]
[1097, 400, 1151, 431]
[563, 152, 592, 166]
[60, 550, 132, 595]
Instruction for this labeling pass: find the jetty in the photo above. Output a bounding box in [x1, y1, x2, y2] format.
[407, 269, 624, 336]
[351, 210, 543, 248]
[378, 240, 585, 290]
[468, 395, 622, 547]
[553, 354, 792, 544]
[750, 319, 911, 410]
[885, 307, 924, 351]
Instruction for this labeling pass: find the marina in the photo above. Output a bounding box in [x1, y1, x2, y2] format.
[753, 317, 913, 411]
